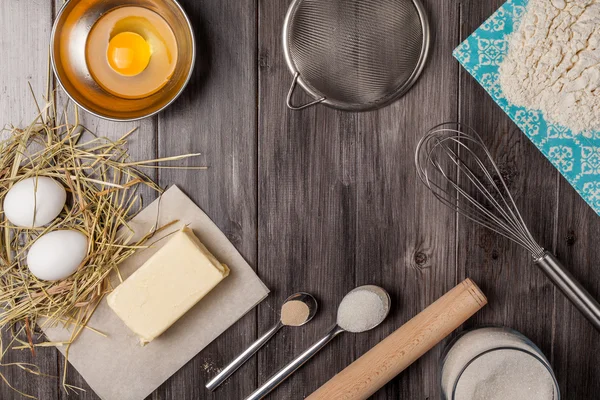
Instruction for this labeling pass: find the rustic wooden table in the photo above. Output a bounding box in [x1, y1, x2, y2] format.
[1, 0, 599, 399]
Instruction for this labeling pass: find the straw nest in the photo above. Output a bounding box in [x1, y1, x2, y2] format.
[0, 89, 202, 397]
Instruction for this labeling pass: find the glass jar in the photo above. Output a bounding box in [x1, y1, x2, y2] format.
[440, 327, 560, 400]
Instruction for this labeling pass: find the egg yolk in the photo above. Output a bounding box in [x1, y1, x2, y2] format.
[107, 32, 151, 76]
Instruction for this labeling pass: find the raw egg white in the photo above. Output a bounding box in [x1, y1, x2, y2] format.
[27, 230, 88, 281]
[86, 7, 179, 99]
[3, 177, 66, 228]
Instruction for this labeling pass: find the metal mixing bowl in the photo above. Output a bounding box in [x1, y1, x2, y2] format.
[51, 0, 195, 121]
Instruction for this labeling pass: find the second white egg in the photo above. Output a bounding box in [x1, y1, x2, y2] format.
[27, 230, 88, 281]
[3, 176, 67, 227]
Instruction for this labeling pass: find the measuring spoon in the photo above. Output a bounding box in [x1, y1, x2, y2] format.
[244, 285, 391, 400]
[206, 292, 317, 391]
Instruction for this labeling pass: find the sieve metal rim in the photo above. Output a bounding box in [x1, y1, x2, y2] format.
[282, 0, 431, 112]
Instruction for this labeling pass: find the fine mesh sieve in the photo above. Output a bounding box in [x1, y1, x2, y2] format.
[283, 0, 430, 111]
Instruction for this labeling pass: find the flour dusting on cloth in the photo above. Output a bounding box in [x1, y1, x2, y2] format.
[499, 0, 600, 134]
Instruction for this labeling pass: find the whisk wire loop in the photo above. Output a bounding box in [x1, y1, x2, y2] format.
[415, 123, 543, 256]
[454, 142, 534, 244]
[416, 123, 600, 331]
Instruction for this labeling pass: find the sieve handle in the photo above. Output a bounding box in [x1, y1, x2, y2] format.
[287, 72, 325, 110]
[535, 251, 600, 331]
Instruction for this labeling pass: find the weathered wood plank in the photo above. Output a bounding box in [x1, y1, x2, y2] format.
[3, 0, 599, 399]
[257, 0, 358, 397]
[54, 120, 157, 400]
[458, 0, 559, 392]
[258, 0, 460, 399]
[352, 1, 460, 398]
[0, 1, 61, 400]
[151, 0, 258, 399]
[0, 0, 53, 124]
[552, 185, 600, 398]
[49, 0, 159, 398]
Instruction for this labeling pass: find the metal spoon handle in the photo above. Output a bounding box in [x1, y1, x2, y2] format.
[244, 325, 345, 400]
[206, 321, 284, 391]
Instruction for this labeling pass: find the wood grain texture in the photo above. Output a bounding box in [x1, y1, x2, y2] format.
[151, 0, 258, 399]
[55, 119, 157, 400]
[258, 0, 459, 398]
[0, 0, 599, 399]
[50, 1, 159, 398]
[257, 0, 357, 397]
[353, 1, 459, 399]
[457, 0, 559, 392]
[552, 179, 600, 398]
[0, 2, 61, 400]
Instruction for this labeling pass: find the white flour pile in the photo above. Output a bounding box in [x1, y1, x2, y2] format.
[499, 0, 600, 134]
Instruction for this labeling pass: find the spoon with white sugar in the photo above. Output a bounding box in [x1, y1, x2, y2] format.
[206, 292, 318, 391]
[245, 285, 391, 400]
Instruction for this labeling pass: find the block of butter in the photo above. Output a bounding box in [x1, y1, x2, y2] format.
[107, 226, 230, 344]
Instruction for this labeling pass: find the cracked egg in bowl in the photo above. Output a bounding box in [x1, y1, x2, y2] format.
[51, 0, 195, 121]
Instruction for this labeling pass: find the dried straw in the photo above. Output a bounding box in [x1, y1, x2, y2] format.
[0, 90, 204, 397]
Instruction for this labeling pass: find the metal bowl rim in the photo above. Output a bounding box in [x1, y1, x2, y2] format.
[50, 0, 196, 122]
[282, 0, 431, 112]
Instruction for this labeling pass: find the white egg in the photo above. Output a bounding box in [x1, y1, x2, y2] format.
[27, 230, 88, 281]
[3, 176, 67, 227]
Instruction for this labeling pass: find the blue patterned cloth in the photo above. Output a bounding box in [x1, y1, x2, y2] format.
[454, 0, 600, 215]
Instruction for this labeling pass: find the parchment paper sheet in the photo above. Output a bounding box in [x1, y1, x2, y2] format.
[43, 186, 269, 400]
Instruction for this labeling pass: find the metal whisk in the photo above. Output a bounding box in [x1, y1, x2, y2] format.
[415, 123, 600, 332]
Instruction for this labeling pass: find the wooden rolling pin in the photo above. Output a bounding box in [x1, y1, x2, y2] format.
[306, 278, 487, 400]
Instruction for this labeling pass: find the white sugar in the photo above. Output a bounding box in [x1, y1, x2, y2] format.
[455, 350, 555, 400]
[441, 328, 558, 400]
[336, 289, 386, 333]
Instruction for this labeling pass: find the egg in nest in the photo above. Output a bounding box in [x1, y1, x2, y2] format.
[86, 6, 179, 99]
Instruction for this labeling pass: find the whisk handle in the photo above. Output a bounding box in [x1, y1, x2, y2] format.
[535, 251, 600, 332]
